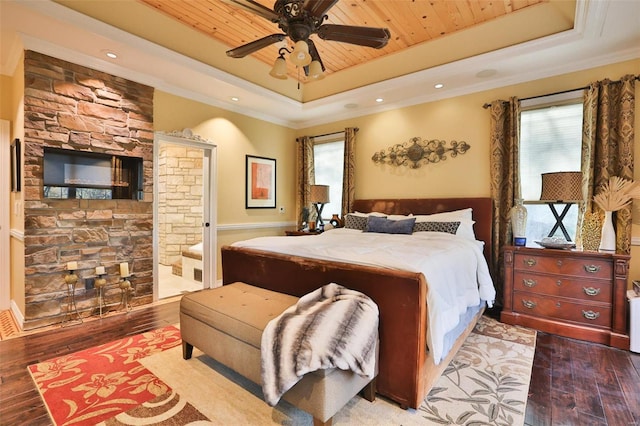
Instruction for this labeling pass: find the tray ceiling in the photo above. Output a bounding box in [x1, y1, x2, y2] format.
[139, 0, 548, 79]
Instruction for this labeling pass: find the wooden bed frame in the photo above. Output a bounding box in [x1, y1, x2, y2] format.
[221, 198, 493, 409]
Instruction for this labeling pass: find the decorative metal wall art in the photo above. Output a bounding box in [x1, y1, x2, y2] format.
[371, 136, 470, 168]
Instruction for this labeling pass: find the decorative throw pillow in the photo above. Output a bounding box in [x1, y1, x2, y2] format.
[365, 216, 416, 235]
[413, 221, 460, 234]
[411, 209, 476, 240]
[344, 213, 369, 230]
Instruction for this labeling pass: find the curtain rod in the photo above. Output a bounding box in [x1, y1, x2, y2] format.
[482, 75, 640, 109]
[312, 127, 359, 139]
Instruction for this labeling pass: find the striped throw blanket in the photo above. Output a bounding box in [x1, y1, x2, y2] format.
[261, 283, 379, 406]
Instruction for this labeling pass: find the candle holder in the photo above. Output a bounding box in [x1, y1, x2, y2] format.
[94, 273, 107, 317]
[118, 275, 134, 312]
[61, 268, 83, 326]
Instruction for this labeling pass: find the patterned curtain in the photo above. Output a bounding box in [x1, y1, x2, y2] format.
[296, 136, 315, 229]
[342, 127, 358, 216]
[488, 97, 521, 304]
[581, 75, 637, 254]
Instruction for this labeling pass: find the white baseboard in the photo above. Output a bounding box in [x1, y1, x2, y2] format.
[10, 299, 24, 331]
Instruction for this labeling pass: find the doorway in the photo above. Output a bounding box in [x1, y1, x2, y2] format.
[153, 131, 217, 300]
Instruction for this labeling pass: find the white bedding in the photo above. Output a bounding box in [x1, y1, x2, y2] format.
[232, 228, 496, 364]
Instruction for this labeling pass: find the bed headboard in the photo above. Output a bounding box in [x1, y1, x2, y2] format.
[351, 197, 493, 271]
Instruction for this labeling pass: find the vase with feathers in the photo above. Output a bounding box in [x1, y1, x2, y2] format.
[592, 176, 640, 251]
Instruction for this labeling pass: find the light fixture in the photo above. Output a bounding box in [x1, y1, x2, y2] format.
[375, 98, 384, 103]
[231, 97, 240, 102]
[539, 171, 583, 241]
[290, 40, 312, 66]
[434, 83, 444, 89]
[309, 184, 330, 229]
[270, 44, 325, 81]
[105, 51, 117, 59]
[269, 48, 289, 80]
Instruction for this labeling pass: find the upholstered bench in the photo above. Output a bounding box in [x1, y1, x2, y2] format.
[180, 282, 377, 426]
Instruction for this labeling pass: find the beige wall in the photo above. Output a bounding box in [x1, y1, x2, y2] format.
[153, 91, 298, 279]
[298, 58, 640, 286]
[3, 55, 640, 304]
[1, 53, 25, 315]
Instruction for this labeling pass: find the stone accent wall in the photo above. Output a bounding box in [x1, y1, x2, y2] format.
[22, 51, 154, 330]
[157, 145, 203, 266]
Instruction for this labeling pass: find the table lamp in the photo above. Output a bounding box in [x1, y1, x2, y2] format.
[309, 184, 330, 230]
[540, 171, 583, 241]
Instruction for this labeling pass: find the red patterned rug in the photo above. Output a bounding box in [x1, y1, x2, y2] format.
[28, 326, 208, 425]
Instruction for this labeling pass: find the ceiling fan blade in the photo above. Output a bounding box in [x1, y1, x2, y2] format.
[304, 0, 340, 18]
[226, 34, 287, 58]
[221, 0, 279, 22]
[317, 24, 390, 49]
[304, 39, 325, 76]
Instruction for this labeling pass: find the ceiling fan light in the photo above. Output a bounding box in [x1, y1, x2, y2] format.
[269, 56, 288, 79]
[309, 60, 324, 80]
[290, 40, 312, 66]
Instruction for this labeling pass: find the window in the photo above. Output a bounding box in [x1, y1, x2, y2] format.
[519, 98, 583, 243]
[313, 139, 344, 220]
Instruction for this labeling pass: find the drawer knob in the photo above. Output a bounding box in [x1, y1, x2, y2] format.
[582, 310, 600, 320]
[556, 280, 562, 286]
[584, 264, 601, 274]
[556, 260, 563, 267]
[523, 279, 537, 288]
[522, 300, 537, 309]
[583, 287, 601, 296]
[524, 258, 537, 267]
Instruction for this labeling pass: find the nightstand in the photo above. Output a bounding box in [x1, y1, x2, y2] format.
[501, 245, 630, 349]
[285, 230, 322, 236]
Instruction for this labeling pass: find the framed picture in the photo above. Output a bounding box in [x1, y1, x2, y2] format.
[245, 155, 276, 208]
[11, 138, 21, 192]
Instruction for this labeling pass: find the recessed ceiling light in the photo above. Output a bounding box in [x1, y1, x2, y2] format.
[434, 83, 444, 89]
[231, 97, 240, 102]
[105, 51, 117, 59]
[375, 98, 384, 103]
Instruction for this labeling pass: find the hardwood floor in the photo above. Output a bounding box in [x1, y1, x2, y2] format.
[0, 300, 180, 426]
[526, 332, 640, 426]
[1, 301, 639, 425]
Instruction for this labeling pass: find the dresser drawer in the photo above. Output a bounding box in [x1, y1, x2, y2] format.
[513, 253, 611, 279]
[513, 292, 611, 328]
[513, 272, 611, 303]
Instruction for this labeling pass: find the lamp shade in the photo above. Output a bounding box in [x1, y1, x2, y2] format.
[308, 60, 325, 80]
[310, 184, 330, 203]
[540, 172, 583, 202]
[290, 40, 312, 66]
[269, 56, 288, 80]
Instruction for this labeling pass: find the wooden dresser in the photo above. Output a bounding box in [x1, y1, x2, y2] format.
[501, 246, 630, 349]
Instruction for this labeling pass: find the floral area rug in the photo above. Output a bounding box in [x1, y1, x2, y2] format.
[421, 316, 537, 425]
[29, 317, 536, 425]
[26, 326, 207, 425]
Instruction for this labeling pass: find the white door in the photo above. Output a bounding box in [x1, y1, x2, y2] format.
[153, 132, 217, 300]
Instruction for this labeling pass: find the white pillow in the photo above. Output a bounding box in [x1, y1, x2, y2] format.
[411, 208, 476, 240]
[354, 211, 387, 217]
[412, 208, 473, 222]
[354, 211, 411, 221]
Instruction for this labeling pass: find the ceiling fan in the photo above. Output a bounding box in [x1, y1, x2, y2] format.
[223, 0, 391, 80]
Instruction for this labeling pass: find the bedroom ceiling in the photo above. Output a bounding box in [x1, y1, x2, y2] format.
[138, 0, 547, 80]
[1, 0, 639, 128]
